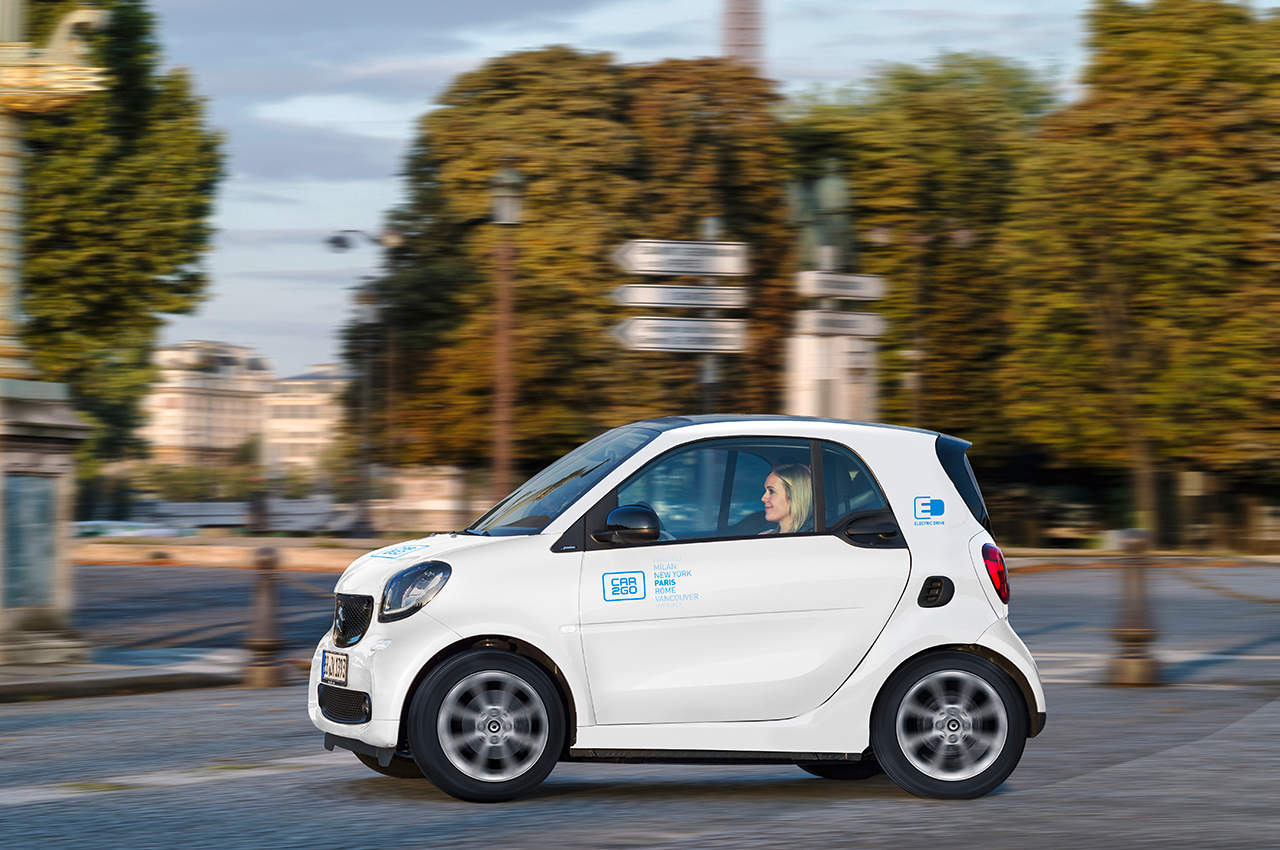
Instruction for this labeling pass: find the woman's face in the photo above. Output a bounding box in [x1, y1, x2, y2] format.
[762, 472, 791, 526]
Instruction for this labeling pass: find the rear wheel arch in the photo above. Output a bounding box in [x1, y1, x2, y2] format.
[398, 634, 579, 755]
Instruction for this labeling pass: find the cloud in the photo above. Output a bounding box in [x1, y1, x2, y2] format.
[252, 94, 425, 141]
[153, 0, 606, 42]
[224, 190, 303, 206]
[606, 21, 705, 50]
[223, 268, 375, 285]
[217, 117, 409, 181]
[215, 229, 336, 248]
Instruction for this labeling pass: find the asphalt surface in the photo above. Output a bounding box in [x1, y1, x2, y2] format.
[0, 561, 1274, 848]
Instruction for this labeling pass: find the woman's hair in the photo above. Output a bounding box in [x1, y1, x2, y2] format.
[771, 463, 813, 534]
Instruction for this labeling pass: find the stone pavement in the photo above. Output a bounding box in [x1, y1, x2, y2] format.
[1, 680, 1276, 849]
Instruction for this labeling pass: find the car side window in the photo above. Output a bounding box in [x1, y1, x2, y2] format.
[615, 438, 812, 543]
[821, 441, 888, 526]
[726, 452, 772, 529]
[617, 445, 728, 538]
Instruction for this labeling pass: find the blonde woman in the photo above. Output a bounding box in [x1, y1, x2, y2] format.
[760, 464, 813, 534]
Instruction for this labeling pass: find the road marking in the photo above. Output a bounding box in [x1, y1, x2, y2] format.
[1171, 569, 1280, 605]
[0, 751, 348, 807]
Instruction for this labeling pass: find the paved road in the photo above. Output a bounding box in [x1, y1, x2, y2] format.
[0, 681, 1275, 849]
[0, 560, 1272, 848]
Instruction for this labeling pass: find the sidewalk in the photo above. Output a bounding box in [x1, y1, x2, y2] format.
[0, 648, 253, 704]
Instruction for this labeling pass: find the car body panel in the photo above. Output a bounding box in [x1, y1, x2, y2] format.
[579, 533, 909, 724]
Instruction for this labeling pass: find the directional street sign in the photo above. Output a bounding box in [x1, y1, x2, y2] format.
[612, 240, 749, 277]
[610, 284, 749, 310]
[611, 317, 749, 353]
[795, 271, 886, 300]
[795, 310, 886, 337]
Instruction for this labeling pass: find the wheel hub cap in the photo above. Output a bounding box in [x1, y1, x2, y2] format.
[895, 668, 1008, 782]
[436, 669, 550, 783]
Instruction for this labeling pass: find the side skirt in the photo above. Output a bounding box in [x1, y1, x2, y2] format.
[566, 748, 870, 765]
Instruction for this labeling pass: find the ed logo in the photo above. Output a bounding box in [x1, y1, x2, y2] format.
[602, 571, 645, 602]
[914, 496, 945, 520]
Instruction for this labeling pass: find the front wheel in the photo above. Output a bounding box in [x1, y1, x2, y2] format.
[871, 651, 1027, 799]
[407, 650, 565, 803]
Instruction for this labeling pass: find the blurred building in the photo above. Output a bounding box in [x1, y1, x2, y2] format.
[141, 341, 275, 464]
[262, 363, 349, 470]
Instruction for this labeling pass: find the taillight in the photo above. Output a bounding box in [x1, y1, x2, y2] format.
[981, 543, 1010, 604]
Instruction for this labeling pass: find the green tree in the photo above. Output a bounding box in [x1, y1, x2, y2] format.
[787, 55, 1053, 458]
[23, 0, 223, 472]
[623, 58, 794, 415]
[359, 48, 793, 471]
[998, 0, 1279, 531]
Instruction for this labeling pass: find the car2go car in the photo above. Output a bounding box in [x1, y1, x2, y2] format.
[308, 416, 1045, 802]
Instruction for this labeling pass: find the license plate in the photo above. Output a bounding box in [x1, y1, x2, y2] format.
[321, 650, 348, 686]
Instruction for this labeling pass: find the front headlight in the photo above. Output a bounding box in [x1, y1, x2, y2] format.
[379, 561, 451, 622]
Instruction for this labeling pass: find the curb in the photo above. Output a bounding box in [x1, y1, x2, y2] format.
[0, 669, 243, 704]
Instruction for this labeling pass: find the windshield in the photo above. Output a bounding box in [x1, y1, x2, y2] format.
[468, 425, 660, 535]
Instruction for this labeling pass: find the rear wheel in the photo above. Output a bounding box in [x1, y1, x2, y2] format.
[871, 651, 1027, 799]
[797, 758, 882, 780]
[407, 649, 565, 803]
[354, 751, 423, 779]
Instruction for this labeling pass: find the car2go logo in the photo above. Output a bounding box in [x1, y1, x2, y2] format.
[914, 496, 945, 526]
[603, 571, 646, 601]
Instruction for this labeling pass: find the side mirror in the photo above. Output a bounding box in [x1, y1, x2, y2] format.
[591, 504, 660, 546]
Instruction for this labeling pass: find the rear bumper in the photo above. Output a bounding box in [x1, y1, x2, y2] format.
[976, 617, 1048, 734]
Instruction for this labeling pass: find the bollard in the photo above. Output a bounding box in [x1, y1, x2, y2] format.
[1107, 529, 1161, 686]
[244, 546, 285, 688]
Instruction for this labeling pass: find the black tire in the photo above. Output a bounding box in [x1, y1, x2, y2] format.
[871, 651, 1027, 799]
[354, 751, 424, 779]
[797, 758, 882, 780]
[407, 649, 565, 803]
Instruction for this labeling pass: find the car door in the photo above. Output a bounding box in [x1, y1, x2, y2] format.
[578, 436, 911, 726]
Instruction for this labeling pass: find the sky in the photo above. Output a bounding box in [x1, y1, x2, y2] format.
[149, 0, 1101, 377]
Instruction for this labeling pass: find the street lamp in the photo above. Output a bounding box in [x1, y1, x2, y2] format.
[490, 166, 523, 502]
[347, 282, 380, 537]
[326, 229, 398, 537]
[325, 229, 403, 252]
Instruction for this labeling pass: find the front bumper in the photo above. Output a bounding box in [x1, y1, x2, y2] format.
[307, 610, 461, 749]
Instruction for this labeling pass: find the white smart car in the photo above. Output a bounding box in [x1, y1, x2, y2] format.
[309, 416, 1045, 802]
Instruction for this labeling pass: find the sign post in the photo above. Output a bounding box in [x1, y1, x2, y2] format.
[612, 240, 748, 277]
[609, 223, 750, 412]
[611, 317, 748, 353]
[795, 272, 886, 301]
[786, 263, 889, 421]
[610, 284, 749, 310]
